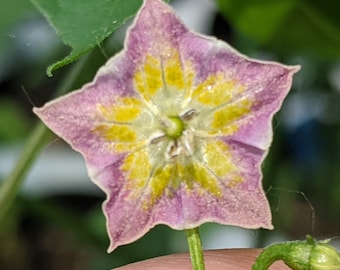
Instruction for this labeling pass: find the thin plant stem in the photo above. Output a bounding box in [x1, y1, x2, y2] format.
[0, 54, 90, 221]
[186, 227, 206, 270]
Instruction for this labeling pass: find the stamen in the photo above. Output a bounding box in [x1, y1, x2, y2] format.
[180, 109, 199, 121]
[150, 134, 166, 144]
[166, 140, 181, 162]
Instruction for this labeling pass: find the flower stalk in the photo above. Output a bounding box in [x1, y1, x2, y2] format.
[0, 54, 90, 222]
[186, 227, 206, 270]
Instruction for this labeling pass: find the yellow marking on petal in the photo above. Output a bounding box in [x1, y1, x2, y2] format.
[147, 159, 223, 206]
[134, 55, 163, 101]
[212, 98, 252, 130]
[192, 73, 245, 106]
[145, 55, 163, 94]
[112, 140, 146, 153]
[227, 175, 244, 188]
[122, 148, 151, 190]
[177, 162, 194, 189]
[183, 61, 195, 92]
[97, 98, 142, 123]
[175, 161, 221, 197]
[94, 125, 136, 142]
[203, 140, 235, 177]
[191, 162, 222, 196]
[134, 51, 196, 108]
[206, 123, 239, 136]
[203, 140, 244, 188]
[164, 53, 185, 90]
[151, 163, 173, 199]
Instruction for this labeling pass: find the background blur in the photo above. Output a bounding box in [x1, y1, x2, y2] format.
[1, 0, 340, 269]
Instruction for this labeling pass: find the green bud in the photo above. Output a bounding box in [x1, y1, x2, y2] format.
[252, 235, 340, 270]
[310, 243, 340, 270]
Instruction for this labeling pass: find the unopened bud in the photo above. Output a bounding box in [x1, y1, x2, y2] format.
[310, 243, 340, 270]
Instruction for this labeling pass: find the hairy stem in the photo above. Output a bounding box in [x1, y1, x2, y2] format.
[186, 227, 206, 270]
[0, 55, 89, 221]
[252, 239, 312, 270]
[252, 243, 285, 270]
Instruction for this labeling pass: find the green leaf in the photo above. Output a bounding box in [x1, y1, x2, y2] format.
[30, 0, 144, 76]
[216, 0, 340, 59]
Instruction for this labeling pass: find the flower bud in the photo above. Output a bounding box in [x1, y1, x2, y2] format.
[252, 235, 340, 270]
[310, 243, 340, 270]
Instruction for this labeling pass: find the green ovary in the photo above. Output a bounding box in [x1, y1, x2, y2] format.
[164, 116, 185, 139]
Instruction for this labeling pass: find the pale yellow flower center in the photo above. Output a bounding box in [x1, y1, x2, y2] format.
[93, 50, 253, 206]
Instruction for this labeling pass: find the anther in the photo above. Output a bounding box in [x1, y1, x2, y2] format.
[180, 109, 198, 121]
[150, 134, 166, 144]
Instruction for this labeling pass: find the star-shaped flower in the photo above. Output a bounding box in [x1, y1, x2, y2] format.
[34, 0, 299, 252]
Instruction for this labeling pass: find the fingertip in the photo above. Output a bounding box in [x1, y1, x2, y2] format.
[113, 249, 290, 270]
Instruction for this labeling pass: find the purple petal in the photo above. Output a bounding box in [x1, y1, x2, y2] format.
[34, 0, 300, 252]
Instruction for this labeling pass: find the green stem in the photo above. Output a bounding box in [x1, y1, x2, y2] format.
[0, 55, 89, 221]
[252, 239, 313, 270]
[185, 227, 206, 270]
[252, 244, 284, 270]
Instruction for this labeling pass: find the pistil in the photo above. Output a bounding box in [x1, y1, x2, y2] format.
[163, 116, 185, 139]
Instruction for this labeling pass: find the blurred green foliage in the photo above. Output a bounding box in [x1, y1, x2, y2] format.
[0, 0, 36, 35]
[0, 98, 29, 142]
[216, 0, 340, 59]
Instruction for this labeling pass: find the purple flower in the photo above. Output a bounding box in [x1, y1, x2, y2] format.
[34, 0, 299, 252]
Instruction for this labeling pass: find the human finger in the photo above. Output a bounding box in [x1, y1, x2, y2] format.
[113, 248, 290, 270]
